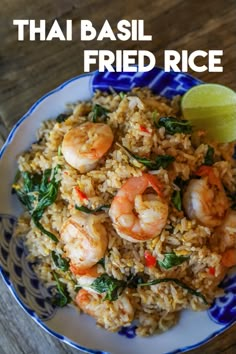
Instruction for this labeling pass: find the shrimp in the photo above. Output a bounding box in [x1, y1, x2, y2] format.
[215, 210, 236, 251]
[183, 166, 229, 227]
[62, 122, 114, 172]
[109, 173, 168, 242]
[75, 289, 134, 331]
[71, 265, 101, 291]
[60, 212, 108, 272]
[221, 249, 236, 268]
[214, 210, 236, 267]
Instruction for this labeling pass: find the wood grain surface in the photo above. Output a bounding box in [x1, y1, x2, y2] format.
[0, 0, 235, 353]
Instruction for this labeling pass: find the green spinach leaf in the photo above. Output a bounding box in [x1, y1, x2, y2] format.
[32, 167, 60, 220]
[90, 274, 126, 301]
[158, 253, 189, 269]
[204, 145, 215, 166]
[171, 190, 182, 211]
[51, 251, 69, 271]
[14, 172, 41, 211]
[92, 104, 110, 123]
[134, 154, 175, 170]
[127, 274, 145, 288]
[51, 272, 71, 307]
[33, 218, 59, 243]
[13, 167, 60, 242]
[122, 145, 175, 170]
[139, 277, 208, 304]
[171, 177, 187, 211]
[157, 117, 192, 135]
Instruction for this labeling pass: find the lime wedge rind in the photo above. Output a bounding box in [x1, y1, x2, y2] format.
[181, 83, 236, 143]
[182, 83, 236, 108]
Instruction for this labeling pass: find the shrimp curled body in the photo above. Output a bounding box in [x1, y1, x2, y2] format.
[183, 175, 229, 227]
[214, 210, 236, 267]
[109, 174, 168, 242]
[62, 122, 114, 172]
[60, 212, 108, 272]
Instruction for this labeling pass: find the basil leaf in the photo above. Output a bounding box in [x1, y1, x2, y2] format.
[204, 145, 215, 166]
[14, 167, 60, 242]
[14, 172, 41, 211]
[92, 104, 110, 123]
[51, 251, 69, 271]
[127, 274, 145, 288]
[75, 205, 93, 213]
[122, 146, 175, 170]
[133, 154, 175, 170]
[51, 272, 71, 307]
[32, 167, 60, 220]
[171, 190, 182, 211]
[139, 277, 208, 304]
[33, 218, 59, 243]
[75, 204, 110, 214]
[171, 177, 187, 211]
[158, 253, 189, 269]
[94, 205, 110, 212]
[56, 114, 69, 123]
[154, 155, 175, 169]
[157, 117, 192, 135]
[90, 274, 126, 301]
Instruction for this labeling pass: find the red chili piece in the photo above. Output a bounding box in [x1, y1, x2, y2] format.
[208, 267, 216, 276]
[140, 125, 150, 134]
[74, 186, 88, 200]
[144, 251, 156, 267]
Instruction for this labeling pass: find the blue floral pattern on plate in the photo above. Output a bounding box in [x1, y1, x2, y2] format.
[92, 68, 202, 98]
[118, 325, 137, 339]
[208, 273, 236, 325]
[0, 214, 56, 321]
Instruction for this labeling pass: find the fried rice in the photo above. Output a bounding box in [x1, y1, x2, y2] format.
[14, 88, 236, 336]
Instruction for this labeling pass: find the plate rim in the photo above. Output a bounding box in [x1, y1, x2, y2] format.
[0, 68, 235, 354]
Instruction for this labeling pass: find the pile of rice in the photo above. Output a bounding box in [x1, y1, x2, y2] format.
[14, 88, 236, 336]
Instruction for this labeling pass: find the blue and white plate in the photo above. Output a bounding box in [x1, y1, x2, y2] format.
[0, 68, 235, 354]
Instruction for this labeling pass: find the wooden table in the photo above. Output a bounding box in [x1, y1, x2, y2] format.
[0, 0, 235, 353]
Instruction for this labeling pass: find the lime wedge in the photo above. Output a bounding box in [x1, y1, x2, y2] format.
[181, 83, 236, 142]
